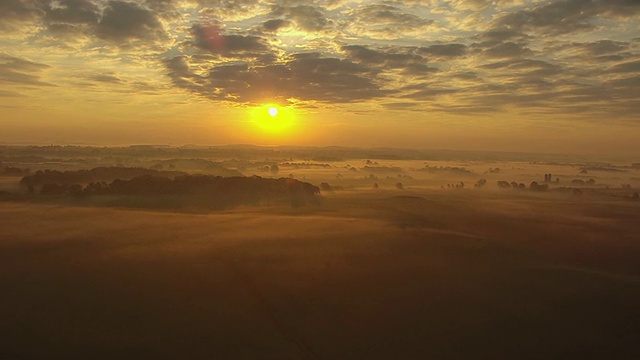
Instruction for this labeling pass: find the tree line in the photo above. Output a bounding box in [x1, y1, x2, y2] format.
[26, 172, 321, 208]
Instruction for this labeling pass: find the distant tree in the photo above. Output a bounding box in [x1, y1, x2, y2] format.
[319, 182, 332, 192]
[373, 182, 379, 189]
[475, 179, 487, 188]
[530, 181, 548, 191]
[497, 181, 511, 189]
[396, 182, 404, 189]
[270, 164, 279, 174]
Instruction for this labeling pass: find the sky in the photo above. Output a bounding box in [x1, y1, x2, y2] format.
[1, 0, 639, 155]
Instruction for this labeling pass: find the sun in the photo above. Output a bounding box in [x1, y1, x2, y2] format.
[249, 104, 296, 138]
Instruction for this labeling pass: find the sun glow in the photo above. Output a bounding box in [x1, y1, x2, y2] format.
[249, 104, 297, 140]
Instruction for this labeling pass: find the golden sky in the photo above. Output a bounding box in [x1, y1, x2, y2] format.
[1, 0, 639, 155]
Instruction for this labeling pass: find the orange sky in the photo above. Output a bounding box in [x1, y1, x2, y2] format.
[1, 0, 639, 155]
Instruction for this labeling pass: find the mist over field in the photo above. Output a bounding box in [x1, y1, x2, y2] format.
[1, 145, 639, 358]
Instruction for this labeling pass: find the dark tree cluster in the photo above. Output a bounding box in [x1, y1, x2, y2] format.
[37, 174, 321, 208]
[445, 182, 465, 189]
[497, 181, 526, 189]
[474, 179, 487, 188]
[20, 167, 186, 188]
[529, 181, 549, 192]
[420, 165, 475, 176]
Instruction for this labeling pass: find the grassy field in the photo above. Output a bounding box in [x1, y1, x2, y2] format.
[1, 189, 639, 359]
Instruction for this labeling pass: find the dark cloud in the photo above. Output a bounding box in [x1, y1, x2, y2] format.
[607, 60, 640, 74]
[472, 30, 531, 47]
[0, 0, 44, 31]
[261, 19, 291, 33]
[166, 52, 388, 104]
[90, 73, 123, 84]
[96, 1, 166, 44]
[354, 4, 421, 25]
[342, 45, 422, 66]
[0, 89, 24, 97]
[382, 102, 420, 110]
[45, 0, 99, 25]
[349, 4, 434, 38]
[399, 85, 459, 100]
[480, 42, 532, 59]
[579, 40, 629, 56]
[192, 25, 276, 64]
[594, 54, 626, 62]
[492, 0, 640, 36]
[341, 45, 438, 77]
[270, 5, 331, 32]
[480, 59, 563, 78]
[418, 44, 467, 58]
[452, 72, 481, 81]
[196, 0, 263, 21]
[401, 63, 439, 77]
[0, 53, 53, 87]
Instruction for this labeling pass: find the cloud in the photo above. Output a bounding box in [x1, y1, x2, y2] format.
[45, 0, 100, 25]
[418, 44, 467, 58]
[579, 40, 629, 56]
[472, 29, 531, 45]
[347, 4, 436, 39]
[0, 53, 54, 87]
[192, 24, 276, 64]
[90, 73, 123, 84]
[491, 0, 640, 36]
[607, 60, 640, 74]
[1, 0, 639, 124]
[0, 89, 24, 97]
[95, 1, 166, 45]
[449, 0, 489, 11]
[166, 51, 388, 104]
[341, 45, 423, 67]
[0, 0, 44, 32]
[479, 42, 532, 59]
[261, 19, 292, 33]
[270, 5, 332, 32]
[195, 0, 265, 22]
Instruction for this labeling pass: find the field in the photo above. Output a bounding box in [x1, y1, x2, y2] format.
[1, 148, 640, 358]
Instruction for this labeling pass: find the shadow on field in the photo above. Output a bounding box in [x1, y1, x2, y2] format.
[1, 189, 639, 359]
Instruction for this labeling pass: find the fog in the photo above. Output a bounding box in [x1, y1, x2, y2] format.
[1, 146, 639, 358]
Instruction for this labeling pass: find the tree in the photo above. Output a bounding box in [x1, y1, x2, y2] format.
[475, 179, 487, 188]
